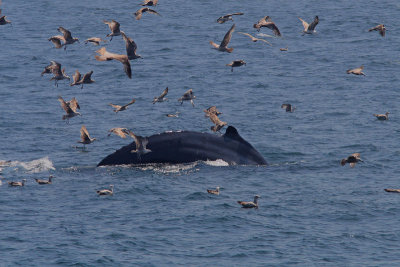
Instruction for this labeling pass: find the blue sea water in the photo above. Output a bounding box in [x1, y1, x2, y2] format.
[1, 0, 400, 266]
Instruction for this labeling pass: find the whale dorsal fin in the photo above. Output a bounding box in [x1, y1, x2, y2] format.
[223, 126, 240, 141]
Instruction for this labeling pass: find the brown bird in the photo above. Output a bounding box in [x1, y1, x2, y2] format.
[280, 47, 288, 51]
[204, 106, 222, 117]
[0, 8, 11, 26]
[153, 87, 168, 104]
[127, 130, 152, 155]
[84, 37, 107, 45]
[78, 125, 96, 148]
[281, 104, 295, 112]
[369, 24, 386, 37]
[43, 61, 70, 87]
[347, 65, 365, 76]
[178, 89, 196, 107]
[35, 176, 54, 185]
[104, 20, 121, 41]
[109, 99, 136, 113]
[77, 71, 95, 88]
[134, 7, 161, 20]
[95, 47, 132, 78]
[56, 27, 79, 50]
[298, 16, 319, 34]
[140, 0, 158, 6]
[97, 185, 114, 196]
[108, 128, 130, 138]
[237, 32, 272, 45]
[373, 112, 389, 120]
[121, 31, 141, 60]
[58, 96, 81, 122]
[253, 16, 281, 36]
[207, 186, 220, 195]
[237, 195, 260, 208]
[226, 60, 246, 72]
[210, 24, 235, 53]
[8, 179, 27, 187]
[48, 36, 64, 49]
[341, 153, 363, 168]
[217, 12, 244, 24]
[209, 113, 227, 132]
[384, 189, 400, 193]
[70, 70, 82, 86]
[166, 112, 179, 117]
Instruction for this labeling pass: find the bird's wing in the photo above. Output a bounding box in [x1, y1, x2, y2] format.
[232, 12, 244, 16]
[352, 153, 361, 159]
[220, 23, 235, 47]
[72, 70, 81, 84]
[308, 16, 319, 31]
[58, 27, 72, 40]
[110, 128, 128, 138]
[266, 22, 281, 36]
[122, 59, 132, 78]
[82, 71, 93, 82]
[122, 99, 136, 108]
[237, 32, 254, 39]
[58, 96, 73, 113]
[49, 36, 64, 48]
[135, 8, 144, 20]
[109, 104, 121, 110]
[281, 104, 289, 109]
[209, 41, 219, 49]
[298, 17, 309, 31]
[258, 38, 272, 46]
[368, 25, 380, 32]
[159, 87, 168, 98]
[110, 20, 120, 32]
[49, 61, 62, 76]
[380, 26, 386, 37]
[69, 97, 80, 111]
[80, 125, 90, 141]
[146, 8, 161, 16]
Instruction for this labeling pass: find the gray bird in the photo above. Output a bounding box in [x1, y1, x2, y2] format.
[238, 195, 260, 208]
[153, 87, 168, 104]
[210, 24, 235, 53]
[178, 89, 196, 107]
[253, 16, 281, 36]
[298, 16, 319, 34]
[217, 12, 244, 24]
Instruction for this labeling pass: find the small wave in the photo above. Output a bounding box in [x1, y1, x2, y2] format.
[0, 156, 55, 173]
[204, 159, 229, 167]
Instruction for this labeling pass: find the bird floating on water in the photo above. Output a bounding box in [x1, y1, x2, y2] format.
[104, 20, 121, 41]
[84, 37, 106, 45]
[0, 8, 11, 26]
[217, 13, 244, 24]
[373, 112, 389, 120]
[109, 99, 136, 113]
[178, 89, 196, 107]
[97, 185, 114, 196]
[280, 47, 288, 51]
[281, 103, 295, 112]
[8, 179, 27, 187]
[253, 16, 281, 36]
[210, 24, 235, 53]
[226, 60, 246, 72]
[134, 7, 161, 20]
[207, 186, 220, 195]
[121, 31, 141, 60]
[78, 125, 96, 148]
[384, 188, 400, 193]
[153, 87, 168, 104]
[368, 24, 386, 37]
[237, 32, 272, 45]
[58, 96, 81, 122]
[108, 128, 130, 139]
[238, 195, 260, 208]
[166, 112, 179, 117]
[298, 16, 319, 35]
[347, 65, 365, 76]
[35, 176, 53, 185]
[341, 153, 362, 168]
[95, 47, 132, 78]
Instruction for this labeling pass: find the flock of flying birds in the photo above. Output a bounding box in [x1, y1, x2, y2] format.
[0, 0, 395, 202]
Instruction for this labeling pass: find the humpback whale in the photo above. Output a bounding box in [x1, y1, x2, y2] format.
[98, 126, 267, 166]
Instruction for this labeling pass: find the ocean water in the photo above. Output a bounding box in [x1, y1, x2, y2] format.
[1, 0, 400, 266]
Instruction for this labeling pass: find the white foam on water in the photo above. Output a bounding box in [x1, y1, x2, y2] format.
[4, 156, 55, 173]
[204, 159, 230, 167]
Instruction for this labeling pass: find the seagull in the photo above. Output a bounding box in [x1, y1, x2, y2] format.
[226, 60, 246, 72]
[207, 186, 220, 195]
[109, 99, 136, 113]
[153, 87, 168, 104]
[43, 61, 70, 87]
[97, 185, 114, 196]
[140, 0, 158, 6]
[108, 128, 130, 138]
[127, 130, 152, 155]
[178, 89, 196, 107]
[95, 47, 132, 78]
[384, 189, 400, 193]
[209, 113, 227, 132]
[58, 96, 81, 122]
[104, 20, 121, 41]
[76, 71, 95, 88]
[8, 179, 27, 187]
[134, 7, 161, 20]
[56, 27, 79, 50]
[35, 176, 54, 185]
[237, 32, 272, 45]
[253, 16, 281, 36]
[78, 125, 96, 148]
[238, 195, 260, 208]
[210, 24, 235, 53]
[70, 70, 81, 86]
[84, 37, 107, 45]
[48, 36, 64, 49]
[281, 103, 295, 112]
[373, 112, 389, 120]
[347, 65, 366, 76]
[369, 24, 386, 37]
[204, 106, 222, 117]
[217, 12, 244, 24]
[121, 31, 141, 60]
[341, 153, 363, 168]
[298, 16, 319, 34]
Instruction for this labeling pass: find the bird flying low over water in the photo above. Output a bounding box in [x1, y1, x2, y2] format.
[84, 37, 107, 45]
[347, 65, 365, 76]
[95, 47, 132, 78]
[108, 128, 130, 139]
[210, 24, 235, 53]
[237, 32, 272, 45]
[204, 106, 222, 117]
[281, 103, 295, 112]
[127, 130, 152, 155]
[78, 125, 96, 148]
[121, 31, 141, 60]
[153, 87, 168, 104]
[178, 89, 196, 107]
[207, 186, 220, 195]
[140, 0, 158, 6]
[209, 113, 227, 132]
[77, 71, 95, 88]
[109, 99, 136, 113]
[70, 70, 81, 86]
[341, 153, 362, 167]
[8, 179, 27, 187]
[368, 24, 386, 37]
[53, 27, 79, 50]
[58, 96, 81, 122]
[42, 61, 70, 87]
[134, 7, 161, 20]
[238, 195, 260, 208]
[97, 185, 114, 196]
[226, 60, 246, 72]
[373, 112, 389, 120]
[217, 12, 244, 24]
[104, 20, 121, 41]
[298, 16, 319, 34]
[253, 16, 281, 36]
